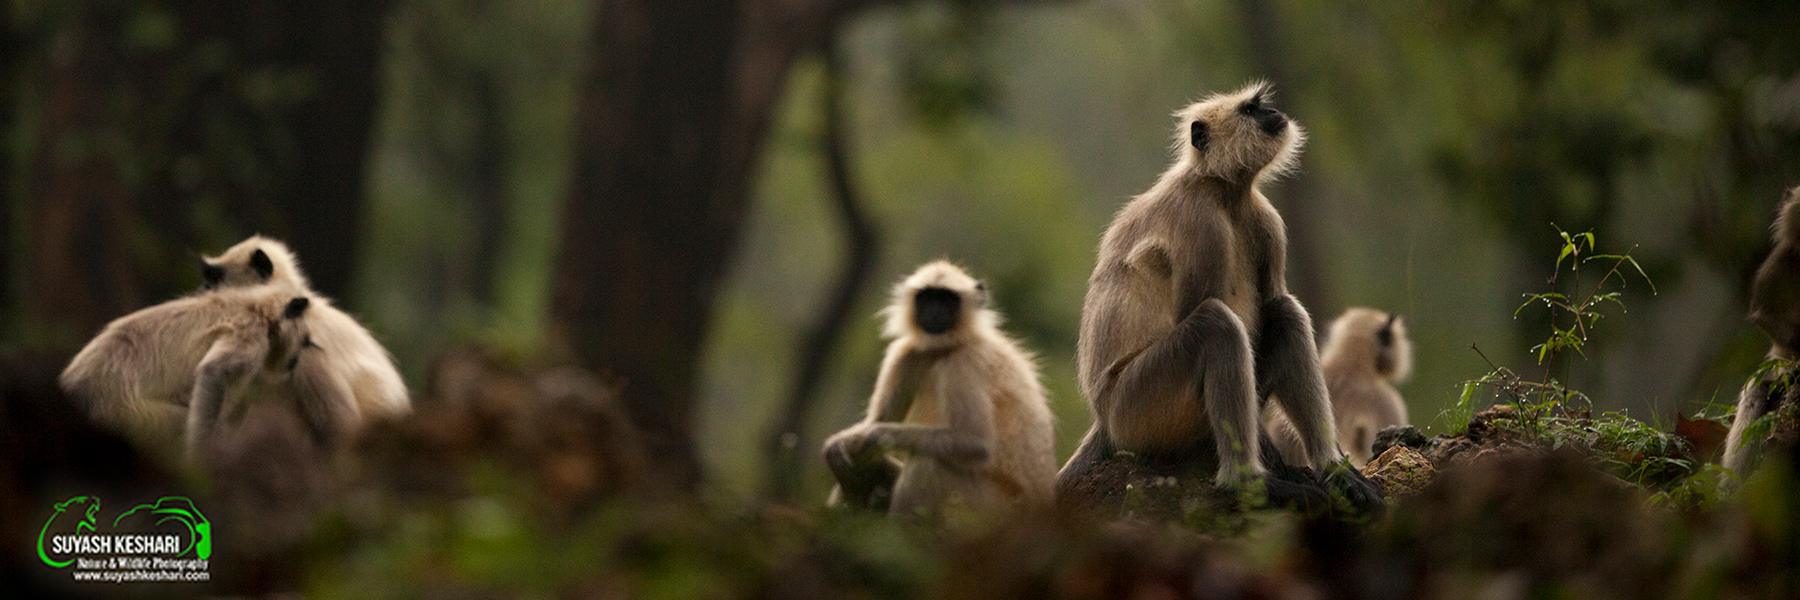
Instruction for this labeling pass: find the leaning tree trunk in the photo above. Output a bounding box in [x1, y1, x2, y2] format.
[764, 38, 881, 501]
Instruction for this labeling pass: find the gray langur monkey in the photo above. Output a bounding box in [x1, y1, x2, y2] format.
[60, 283, 351, 461]
[200, 235, 411, 424]
[1056, 82, 1379, 509]
[822, 261, 1057, 517]
[1725, 186, 1800, 476]
[1268, 307, 1411, 466]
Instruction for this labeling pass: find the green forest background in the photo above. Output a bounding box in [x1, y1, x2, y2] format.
[2, 0, 1797, 503]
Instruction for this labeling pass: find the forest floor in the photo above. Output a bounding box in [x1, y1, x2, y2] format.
[5, 350, 1800, 600]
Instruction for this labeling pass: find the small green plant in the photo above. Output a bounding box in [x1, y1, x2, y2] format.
[1443, 227, 1652, 434]
[1445, 228, 1716, 489]
[1518, 227, 1654, 367]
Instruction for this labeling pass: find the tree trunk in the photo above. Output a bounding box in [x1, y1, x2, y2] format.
[23, 6, 142, 344]
[0, 1, 17, 327]
[765, 40, 881, 501]
[553, 0, 750, 489]
[269, 0, 388, 302]
[165, 0, 389, 302]
[1237, 0, 1333, 316]
[468, 73, 508, 307]
[552, 0, 1024, 490]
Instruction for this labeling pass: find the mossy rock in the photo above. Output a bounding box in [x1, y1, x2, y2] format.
[1359, 446, 1435, 501]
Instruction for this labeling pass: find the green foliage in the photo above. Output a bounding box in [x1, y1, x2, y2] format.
[1456, 227, 1650, 430]
[1515, 226, 1654, 366]
[1453, 227, 1715, 491]
[1648, 463, 1734, 510]
[896, 2, 999, 131]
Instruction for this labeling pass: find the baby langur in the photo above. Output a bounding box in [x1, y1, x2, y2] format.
[1058, 82, 1380, 511]
[1725, 186, 1800, 476]
[60, 283, 350, 462]
[200, 235, 410, 424]
[822, 261, 1057, 518]
[1268, 308, 1411, 466]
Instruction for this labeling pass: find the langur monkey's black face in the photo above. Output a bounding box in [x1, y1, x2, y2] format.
[885, 261, 989, 343]
[1178, 82, 1304, 179]
[1187, 88, 1289, 153]
[1236, 90, 1288, 137]
[913, 287, 962, 335]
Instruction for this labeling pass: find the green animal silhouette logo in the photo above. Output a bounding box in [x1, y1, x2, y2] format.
[37, 495, 212, 568]
[37, 496, 100, 568]
[114, 496, 211, 560]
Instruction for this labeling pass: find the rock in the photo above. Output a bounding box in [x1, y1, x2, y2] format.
[1360, 423, 1432, 455]
[1359, 446, 1436, 501]
[1370, 426, 1430, 458]
[1464, 405, 1518, 442]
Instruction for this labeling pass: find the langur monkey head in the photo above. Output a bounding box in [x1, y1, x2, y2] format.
[1173, 81, 1306, 182]
[882, 261, 994, 349]
[201, 235, 310, 290]
[1321, 307, 1413, 383]
[272, 296, 318, 373]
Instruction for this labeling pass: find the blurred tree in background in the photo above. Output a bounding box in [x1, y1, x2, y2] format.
[0, 0, 1796, 500]
[5, 0, 387, 346]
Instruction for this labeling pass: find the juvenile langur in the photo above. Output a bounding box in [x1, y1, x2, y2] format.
[1726, 186, 1800, 475]
[1057, 83, 1379, 508]
[59, 283, 351, 461]
[822, 261, 1057, 517]
[1268, 308, 1411, 466]
[200, 236, 411, 424]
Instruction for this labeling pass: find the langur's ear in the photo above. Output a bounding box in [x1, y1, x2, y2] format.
[1377, 314, 1397, 346]
[251, 249, 274, 280]
[283, 297, 310, 319]
[1190, 120, 1210, 152]
[200, 260, 224, 289]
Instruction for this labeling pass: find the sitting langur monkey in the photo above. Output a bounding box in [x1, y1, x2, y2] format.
[1268, 308, 1412, 466]
[60, 283, 352, 461]
[822, 261, 1057, 517]
[1057, 83, 1379, 508]
[1725, 186, 1800, 476]
[199, 235, 411, 423]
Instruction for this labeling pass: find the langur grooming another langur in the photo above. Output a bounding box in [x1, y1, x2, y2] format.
[60, 283, 344, 462]
[200, 235, 410, 424]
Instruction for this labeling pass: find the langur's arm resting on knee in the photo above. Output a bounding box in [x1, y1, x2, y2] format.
[186, 333, 267, 458]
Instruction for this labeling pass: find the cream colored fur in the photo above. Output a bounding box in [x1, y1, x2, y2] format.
[826, 261, 1056, 517]
[202, 236, 410, 426]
